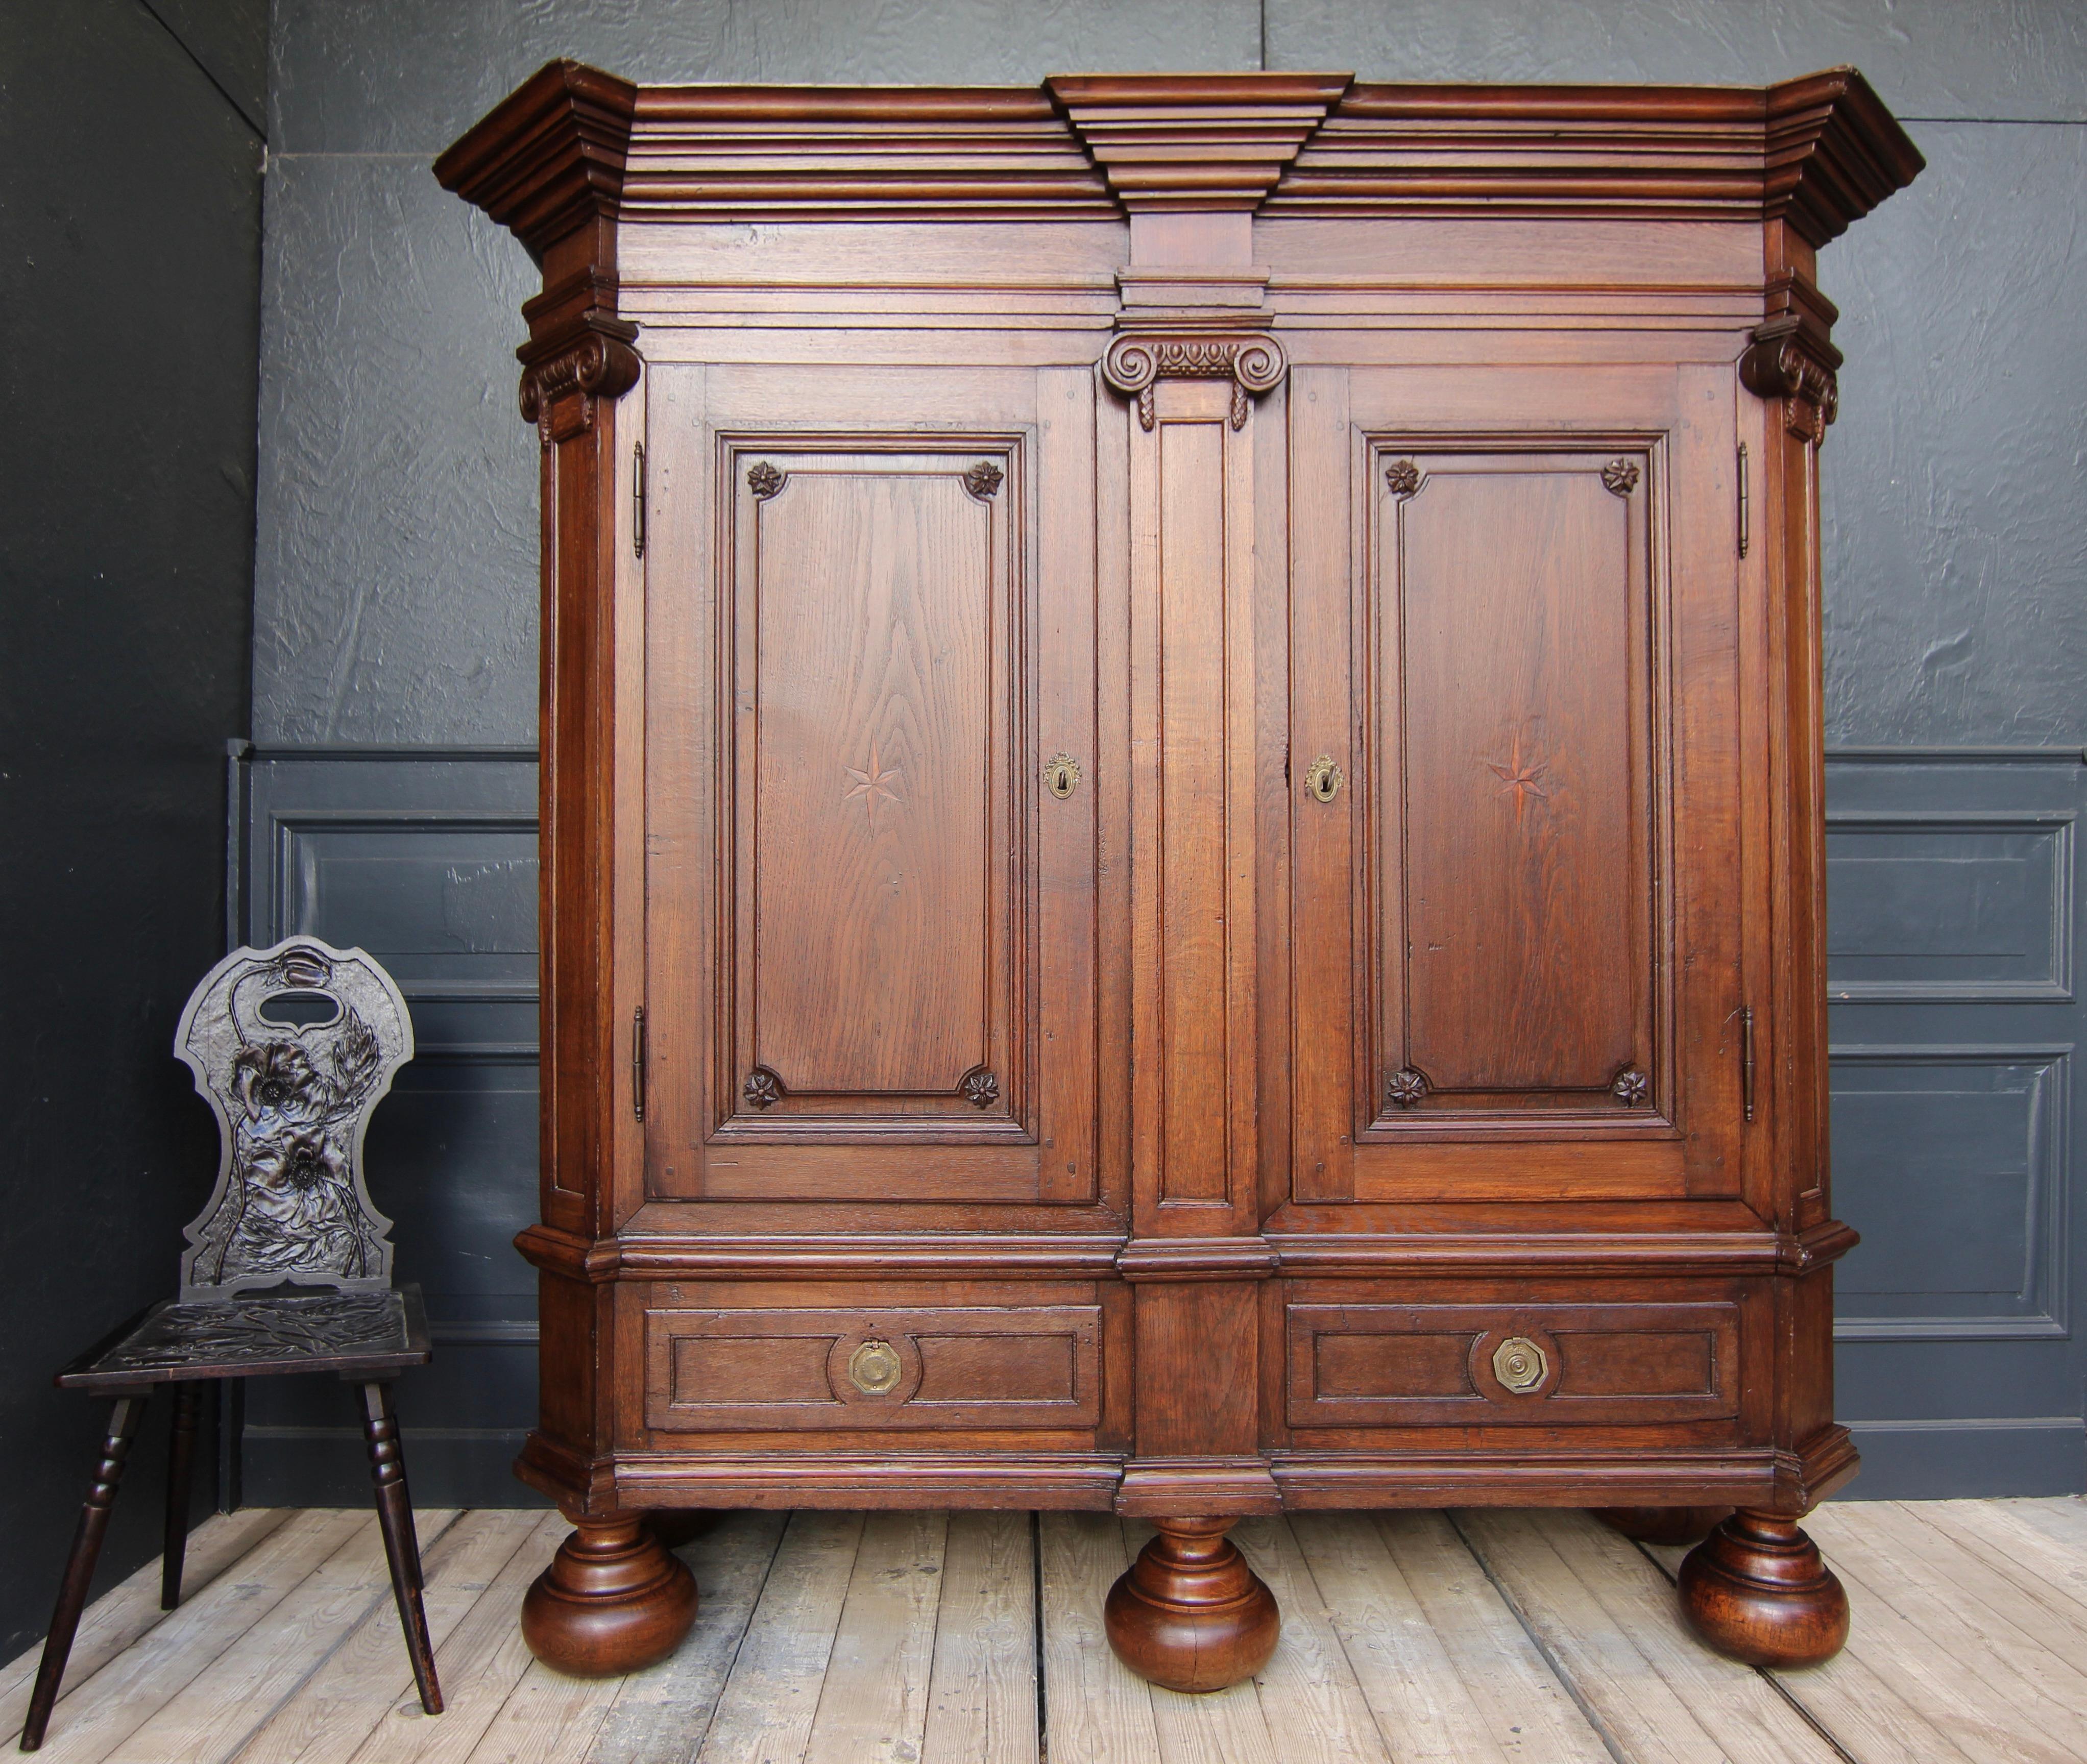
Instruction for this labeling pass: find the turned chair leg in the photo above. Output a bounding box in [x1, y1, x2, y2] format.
[161, 1383, 203, 1610]
[354, 1381, 443, 1714]
[21, 1392, 149, 1753]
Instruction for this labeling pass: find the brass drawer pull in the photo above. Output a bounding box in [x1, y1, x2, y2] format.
[1492, 1336, 1549, 1393]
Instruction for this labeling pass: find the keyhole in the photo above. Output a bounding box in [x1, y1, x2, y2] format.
[1045, 754, 1081, 799]
[1304, 755, 1344, 803]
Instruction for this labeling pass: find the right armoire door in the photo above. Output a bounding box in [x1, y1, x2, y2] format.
[1288, 361, 1757, 1211]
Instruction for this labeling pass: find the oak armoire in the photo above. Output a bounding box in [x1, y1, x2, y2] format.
[436, 63, 1921, 1688]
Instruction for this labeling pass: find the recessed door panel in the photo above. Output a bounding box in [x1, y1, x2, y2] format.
[738, 454, 1008, 1119]
[1382, 448, 1655, 1118]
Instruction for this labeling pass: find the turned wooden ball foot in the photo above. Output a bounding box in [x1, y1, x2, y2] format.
[521, 1510, 698, 1677]
[1679, 1509, 1849, 1669]
[1592, 1505, 1735, 1547]
[1105, 1516, 1279, 1693]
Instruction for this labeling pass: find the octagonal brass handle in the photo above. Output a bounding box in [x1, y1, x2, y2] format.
[1492, 1335, 1549, 1394]
[847, 1339, 903, 1396]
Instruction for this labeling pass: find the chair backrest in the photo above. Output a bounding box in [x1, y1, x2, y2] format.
[174, 938, 414, 1300]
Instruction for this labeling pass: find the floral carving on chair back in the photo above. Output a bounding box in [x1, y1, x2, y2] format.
[174, 938, 413, 1299]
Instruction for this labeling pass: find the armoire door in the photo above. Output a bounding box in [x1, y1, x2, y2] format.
[1288, 362, 1751, 1207]
[640, 361, 1102, 1207]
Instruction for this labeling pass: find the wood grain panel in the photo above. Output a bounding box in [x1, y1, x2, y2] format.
[646, 1303, 1102, 1433]
[753, 468, 991, 1094]
[1158, 420, 1230, 1205]
[1285, 1299, 1738, 1429]
[1381, 448, 1652, 1111]
[737, 451, 1012, 1118]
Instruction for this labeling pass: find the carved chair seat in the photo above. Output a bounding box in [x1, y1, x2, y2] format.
[20, 940, 443, 1753]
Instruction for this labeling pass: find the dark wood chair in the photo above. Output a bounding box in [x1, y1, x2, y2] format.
[21, 939, 443, 1752]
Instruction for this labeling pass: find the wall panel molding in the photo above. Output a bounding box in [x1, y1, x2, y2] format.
[232, 745, 542, 1505]
[1827, 747, 2086, 1498]
[1829, 1043, 2070, 1339]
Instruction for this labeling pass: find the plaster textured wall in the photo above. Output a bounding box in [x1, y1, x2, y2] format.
[252, 0, 2087, 746]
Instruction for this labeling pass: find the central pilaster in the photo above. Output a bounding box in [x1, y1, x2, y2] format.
[1055, 74, 1345, 1515]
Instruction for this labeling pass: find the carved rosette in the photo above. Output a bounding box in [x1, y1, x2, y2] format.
[743, 1067, 783, 1111]
[1385, 459, 1422, 499]
[1386, 1067, 1428, 1109]
[1601, 459, 1640, 496]
[1739, 272, 1842, 447]
[1103, 332, 1287, 432]
[961, 461, 1004, 499]
[519, 320, 641, 447]
[958, 1066, 1000, 1110]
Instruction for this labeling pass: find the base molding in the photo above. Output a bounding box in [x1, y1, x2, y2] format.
[1842, 1417, 2086, 1498]
[609, 1452, 1125, 1510]
[1269, 1443, 1846, 1510]
[515, 1437, 1880, 1514]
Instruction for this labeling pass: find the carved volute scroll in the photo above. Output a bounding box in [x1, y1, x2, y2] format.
[1102, 332, 1288, 431]
[518, 308, 640, 446]
[174, 938, 413, 1301]
[1740, 271, 1842, 446]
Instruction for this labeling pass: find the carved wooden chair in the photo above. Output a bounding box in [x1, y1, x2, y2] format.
[20, 938, 442, 1752]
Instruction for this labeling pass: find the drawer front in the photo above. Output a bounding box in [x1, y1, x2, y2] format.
[646, 1304, 1102, 1433]
[1286, 1301, 1740, 1429]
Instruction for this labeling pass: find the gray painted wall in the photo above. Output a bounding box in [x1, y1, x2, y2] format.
[252, 0, 2087, 748]
[245, 0, 2087, 1501]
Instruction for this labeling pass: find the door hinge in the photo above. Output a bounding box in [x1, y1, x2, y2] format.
[1736, 442, 1749, 559]
[632, 1005, 647, 1121]
[633, 442, 647, 559]
[1740, 1004, 1756, 1122]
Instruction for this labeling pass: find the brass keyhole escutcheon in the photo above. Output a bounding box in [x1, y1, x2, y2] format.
[1304, 755, 1345, 803]
[1045, 753, 1082, 799]
[848, 1339, 903, 1396]
[1492, 1336, 1549, 1394]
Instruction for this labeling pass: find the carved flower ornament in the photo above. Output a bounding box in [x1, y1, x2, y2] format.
[230, 1041, 330, 1129]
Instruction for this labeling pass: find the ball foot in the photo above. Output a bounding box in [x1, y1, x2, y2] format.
[1592, 1505, 1734, 1547]
[1679, 1508, 1849, 1669]
[521, 1509, 698, 1677]
[1104, 1516, 1279, 1693]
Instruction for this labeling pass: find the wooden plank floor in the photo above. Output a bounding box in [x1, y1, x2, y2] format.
[9, 1498, 2087, 1763]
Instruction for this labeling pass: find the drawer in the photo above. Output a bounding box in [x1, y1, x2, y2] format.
[1286, 1300, 1740, 1429]
[645, 1304, 1102, 1433]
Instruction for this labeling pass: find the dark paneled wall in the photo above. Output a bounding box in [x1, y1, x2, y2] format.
[1828, 751, 2087, 1493]
[247, 1, 2087, 1500]
[232, 751, 541, 1505]
[0, 1, 266, 1657]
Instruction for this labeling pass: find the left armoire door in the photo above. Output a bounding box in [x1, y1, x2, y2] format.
[640, 361, 1104, 1209]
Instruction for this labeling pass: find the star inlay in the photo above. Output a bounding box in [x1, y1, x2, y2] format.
[841, 743, 904, 828]
[1485, 731, 1550, 823]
